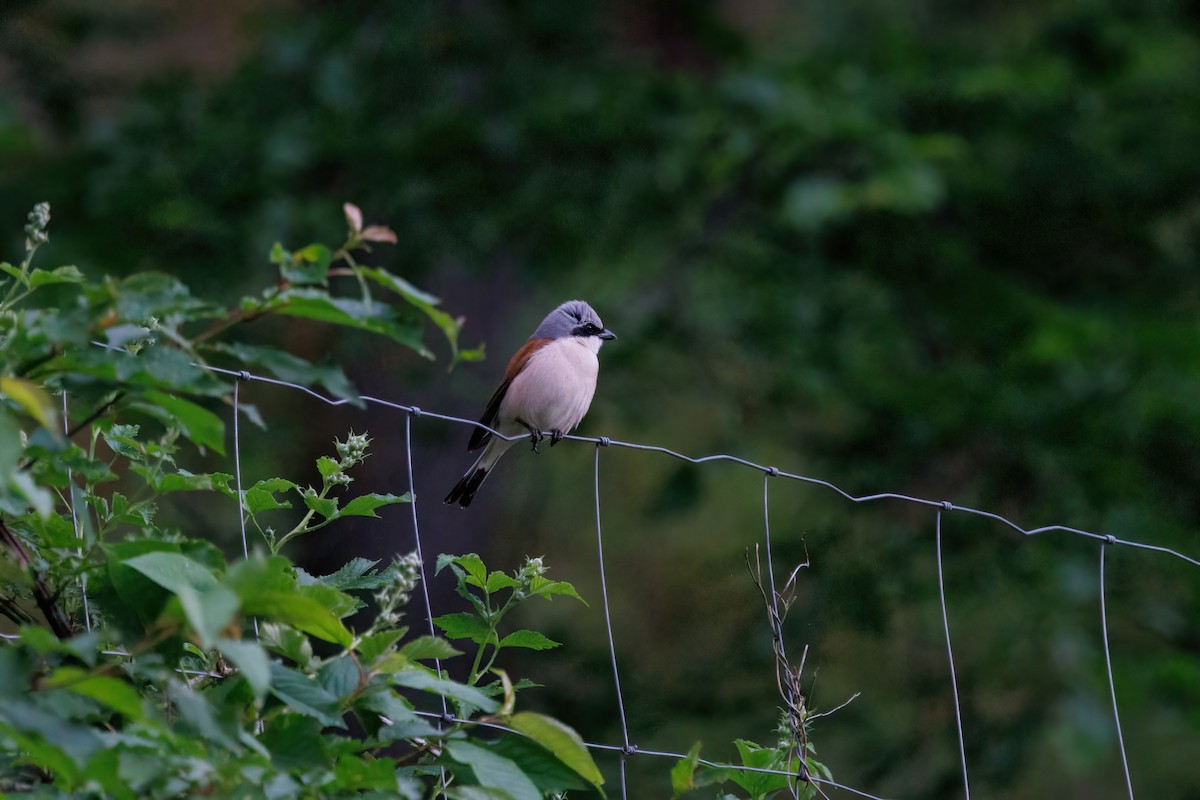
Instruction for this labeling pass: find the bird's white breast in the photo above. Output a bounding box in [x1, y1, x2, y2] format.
[501, 337, 600, 434]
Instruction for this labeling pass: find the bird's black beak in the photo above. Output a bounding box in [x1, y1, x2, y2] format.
[598, 328, 616, 340]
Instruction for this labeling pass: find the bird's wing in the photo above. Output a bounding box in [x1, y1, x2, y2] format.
[467, 338, 553, 451]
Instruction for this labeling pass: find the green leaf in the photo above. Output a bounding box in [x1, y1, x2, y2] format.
[132, 390, 226, 455]
[445, 740, 540, 800]
[213, 342, 361, 405]
[335, 754, 399, 791]
[176, 583, 240, 648]
[282, 243, 333, 286]
[399, 636, 461, 662]
[260, 622, 313, 668]
[391, 669, 499, 713]
[122, 551, 219, 594]
[245, 478, 296, 513]
[300, 488, 338, 518]
[166, 681, 243, 753]
[299, 582, 360, 619]
[43, 667, 144, 720]
[728, 740, 791, 796]
[340, 491, 411, 517]
[1, 261, 25, 284]
[27, 265, 84, 288]
[489, 735, 592, 796]
[154, 469, 222, 494]
[671, 741, 703, 796]
[359, 267, 461, 359]
[269, 663, 344, 726]
[305, 557, 389, 591]
[498, 630, 560, 651]
[432, 612, 492, 644]
[437, 553, 487, 586]
[506, 712, 604, 789]
[485, 571, 519, 592]
[274, 288, 431, 357]
[358, 629, 406, 665]
[0, 377, 58, 431]
[0, 409, 21, 476]
[316, 456, 340, 477]
[246, 590, 353, 647]
[261, 714, 330, 772]
[229, 556, 353, 646]
[0, 699, 104, 772]
[217, 638, 271, 700]
[527, 576, 587, 605]
[318, 654, 362, 700]
[114, 272, 211, 321]
[101, 423, 141, 459]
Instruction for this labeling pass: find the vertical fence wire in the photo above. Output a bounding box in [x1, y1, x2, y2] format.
[232, 378, 260, 640]
[404, 412, 448, 722]
[1100, 540, 1135, 800]
[403, 412, 449, 797]
[594, 442, 631, 799]
[62, 390, 91, 631]
[936, 509, 970, 800]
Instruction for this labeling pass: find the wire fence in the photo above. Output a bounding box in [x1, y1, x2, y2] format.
[8, 359, 1200, 799]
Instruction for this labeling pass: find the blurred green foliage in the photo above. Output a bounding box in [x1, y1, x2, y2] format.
[2, 0, 1199, 797]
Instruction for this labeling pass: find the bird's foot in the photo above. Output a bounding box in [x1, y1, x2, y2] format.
[549, 429, 565, 446]
[528, 428, 544, 453]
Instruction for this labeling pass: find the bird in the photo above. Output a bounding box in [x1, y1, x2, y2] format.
[444, 299, 616, 508]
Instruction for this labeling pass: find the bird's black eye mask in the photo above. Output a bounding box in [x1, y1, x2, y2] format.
[572, 322, 601, 336]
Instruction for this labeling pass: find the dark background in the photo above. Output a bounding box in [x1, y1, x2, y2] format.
[3, 1, 1200, 797]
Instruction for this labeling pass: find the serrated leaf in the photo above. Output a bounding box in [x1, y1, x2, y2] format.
[27, 265, 84, 288]
[300, 489, 338, 519]
[245, 477, 295, 514]
[268, 663, 343, 726]
[453, 553, 487, 586]
[358, 629, 406, 665]
[340, 491, 411, 517]
[261, 714, 329, 772]
[390, 670, 499, 713]
[133, 390, 225, 455]
[318, 654, 362, 700]
[485, 571, 519, 592]
[316, 456, 340, 477]
[507, 712, 604, 789]
[432, 612, 492, 644]
[498, 630, 560, 651]
[306, 557, 389, 591]
[527, 576, 587, 605]
[399, 636, 461, 661]
[260, 622, 313, 668]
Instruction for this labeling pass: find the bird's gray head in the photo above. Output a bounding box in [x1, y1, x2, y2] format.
[530, 300, 616, 343]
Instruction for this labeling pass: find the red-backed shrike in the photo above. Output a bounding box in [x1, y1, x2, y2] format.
[444, 300, 615, 508]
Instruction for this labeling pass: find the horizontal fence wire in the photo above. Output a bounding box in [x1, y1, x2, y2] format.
[4, 350, 1198, 799]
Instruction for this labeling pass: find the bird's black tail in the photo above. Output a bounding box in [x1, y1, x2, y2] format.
[444, 465, 490, 508]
